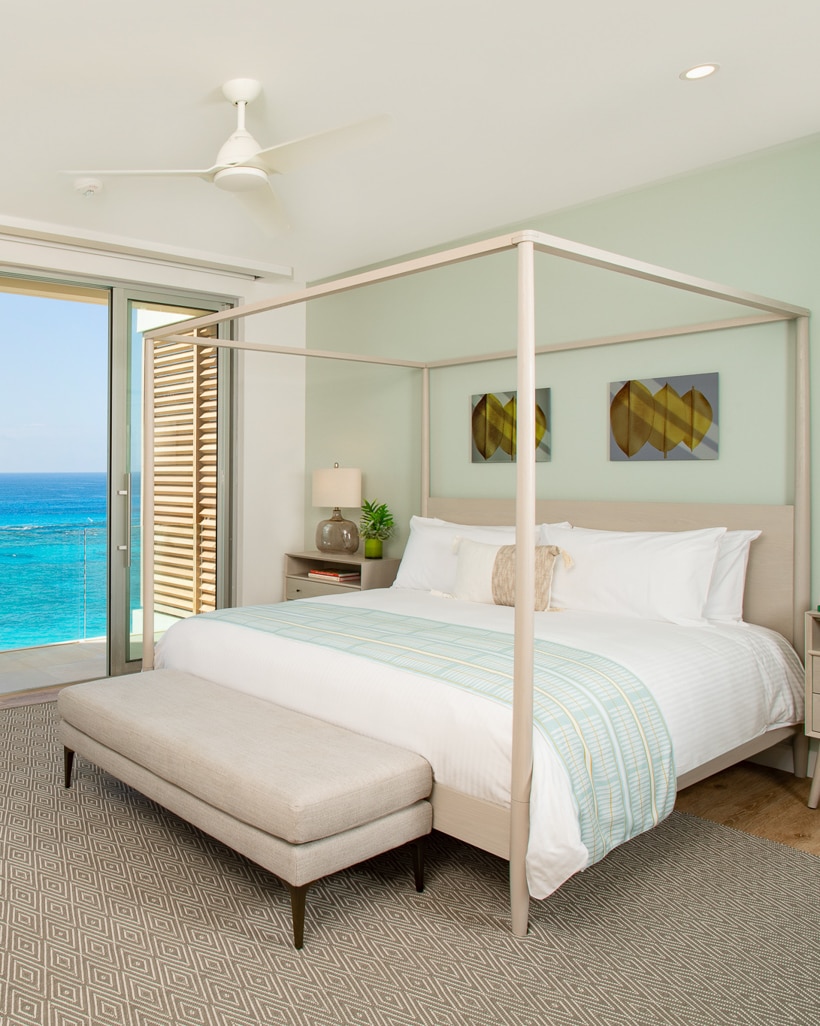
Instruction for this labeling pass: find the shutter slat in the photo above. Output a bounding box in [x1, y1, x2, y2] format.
[151, 338, 221, 617]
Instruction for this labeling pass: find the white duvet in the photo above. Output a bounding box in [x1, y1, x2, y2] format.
[155, 588, 804, 898]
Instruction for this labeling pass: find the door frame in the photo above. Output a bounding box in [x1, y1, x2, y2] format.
[108, 286, 235, 676]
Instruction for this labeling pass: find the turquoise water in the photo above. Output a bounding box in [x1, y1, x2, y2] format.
[0, 473, 107, 650]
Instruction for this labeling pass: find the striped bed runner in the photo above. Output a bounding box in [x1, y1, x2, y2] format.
[201, 602, 676, 864]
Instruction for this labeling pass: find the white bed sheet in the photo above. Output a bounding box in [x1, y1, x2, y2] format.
[155, 589, 804, 898]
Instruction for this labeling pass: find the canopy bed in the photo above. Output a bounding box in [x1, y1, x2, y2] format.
[139, 229, 811, 937]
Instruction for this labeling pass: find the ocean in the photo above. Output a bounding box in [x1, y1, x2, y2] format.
[0, 473, 107, 650]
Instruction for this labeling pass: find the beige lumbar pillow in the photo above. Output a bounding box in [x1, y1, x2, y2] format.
[453, 537, 571, 610]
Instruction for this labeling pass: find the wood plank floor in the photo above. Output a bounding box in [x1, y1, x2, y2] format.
[3, 684, 819, 855]
[675, 761, 820, 855]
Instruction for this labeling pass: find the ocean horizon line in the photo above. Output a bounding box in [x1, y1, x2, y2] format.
[0, 470, 107, 475]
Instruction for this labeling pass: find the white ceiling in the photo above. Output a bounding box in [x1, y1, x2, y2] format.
[5, 0, 820, 283]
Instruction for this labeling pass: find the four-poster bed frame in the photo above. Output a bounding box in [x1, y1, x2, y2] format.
[141, 229, 811, 935]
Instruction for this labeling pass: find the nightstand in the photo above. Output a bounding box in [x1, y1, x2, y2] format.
[283, 551, 401, 600]
[803, 611, 820, 808]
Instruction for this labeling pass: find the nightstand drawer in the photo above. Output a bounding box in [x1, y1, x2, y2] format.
[813, 656, 820, 693]
[812, 695, 820, 736]
[285, 577, 357, 600]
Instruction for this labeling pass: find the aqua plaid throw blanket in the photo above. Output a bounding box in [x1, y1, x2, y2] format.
[202, 602, 676, 864]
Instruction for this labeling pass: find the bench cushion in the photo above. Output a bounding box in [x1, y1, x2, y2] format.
[58, 669, 432, 845]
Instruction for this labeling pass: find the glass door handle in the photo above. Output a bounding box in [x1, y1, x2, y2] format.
[117, 474, 131, 568]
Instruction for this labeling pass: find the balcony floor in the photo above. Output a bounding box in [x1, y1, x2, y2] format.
[0, 639, 107, 702]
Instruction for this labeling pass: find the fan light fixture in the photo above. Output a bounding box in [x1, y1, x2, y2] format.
[213, 166, 268, 192]
[312, 464, 362, 554]
[59, 77, 388, 235]
[680, 63, 719, 81]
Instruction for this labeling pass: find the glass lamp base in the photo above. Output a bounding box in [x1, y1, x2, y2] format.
[315, 512, 359, 554]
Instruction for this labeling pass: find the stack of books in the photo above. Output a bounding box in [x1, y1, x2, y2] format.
[307, 568, 362, 584]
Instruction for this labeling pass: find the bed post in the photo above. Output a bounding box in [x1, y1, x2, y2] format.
[421, 365, 430, 518]
[142, 338, 156, 671]
[510, 239, 537, 936]
[794, 315, 811, 654]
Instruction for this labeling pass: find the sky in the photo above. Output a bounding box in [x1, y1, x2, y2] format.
[0, 291, 108, 472]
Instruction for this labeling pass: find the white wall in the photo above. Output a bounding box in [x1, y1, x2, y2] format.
[0, 235, 307, 605]
[231, 306, 307, 605]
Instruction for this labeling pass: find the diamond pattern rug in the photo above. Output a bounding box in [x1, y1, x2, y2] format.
[1, 702, 818, 1026]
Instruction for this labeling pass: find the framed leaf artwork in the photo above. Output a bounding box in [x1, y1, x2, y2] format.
[471, 388, 551, 463]
[609, 372, 718, 461]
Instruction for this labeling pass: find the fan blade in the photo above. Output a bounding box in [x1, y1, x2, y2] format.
[61, 167, 220, 181]
[233, 178, 291, 235]
[250, 114, 390, 176]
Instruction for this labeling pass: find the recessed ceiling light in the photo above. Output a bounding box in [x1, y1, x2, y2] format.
[680, 63, 720, 81]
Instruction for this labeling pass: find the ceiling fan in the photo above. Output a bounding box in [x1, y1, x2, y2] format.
[63, 78, 388, 231]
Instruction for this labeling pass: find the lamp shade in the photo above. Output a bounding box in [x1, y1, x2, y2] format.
[312, 466, 362, 509]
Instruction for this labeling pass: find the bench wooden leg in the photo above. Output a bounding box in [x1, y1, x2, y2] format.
[63, 747, 75, 789]
[413, 836, 426, 892]
[289, 883, 309, 949]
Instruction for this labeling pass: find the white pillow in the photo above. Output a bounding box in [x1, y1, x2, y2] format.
[541, 524, 726, 625]
[393, 516, 568, 594]
[452, 537, 502, 603]
[393, 517, 516, 593]
[452, 537, 565, 610]
[703, 529, 761, 623]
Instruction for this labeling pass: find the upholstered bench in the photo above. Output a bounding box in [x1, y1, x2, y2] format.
[57, 669, 433, 948]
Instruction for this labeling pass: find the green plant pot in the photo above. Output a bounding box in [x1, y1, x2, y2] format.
[364, 538, 383, 559]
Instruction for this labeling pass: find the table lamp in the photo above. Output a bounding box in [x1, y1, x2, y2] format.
[312, 463, 362, 553]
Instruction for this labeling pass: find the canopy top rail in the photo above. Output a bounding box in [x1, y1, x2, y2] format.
[143, 229, 810, 346]
[157, 309, 793, 373]
[154, 332, 427, 369]
[521, 230, 810, 318]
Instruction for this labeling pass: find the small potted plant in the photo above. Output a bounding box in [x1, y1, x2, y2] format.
[359, 499, 395, 559]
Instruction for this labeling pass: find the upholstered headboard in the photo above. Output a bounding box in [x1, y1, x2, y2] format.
[426, 497, 796, 646]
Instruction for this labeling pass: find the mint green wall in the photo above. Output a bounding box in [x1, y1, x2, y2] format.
[306, 135, 819, 593]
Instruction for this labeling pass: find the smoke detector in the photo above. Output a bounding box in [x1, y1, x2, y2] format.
[74, 177, 103, 198]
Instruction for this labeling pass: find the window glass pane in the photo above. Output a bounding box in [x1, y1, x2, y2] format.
[0, 283, 108, 686]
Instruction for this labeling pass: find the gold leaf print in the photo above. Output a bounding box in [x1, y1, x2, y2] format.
[500, 396, 517, 459]
[681, 388, 713, 450]
[472, 393, 506, 459]
[535, 403, 547, 448]
[649, 383, 687, 456]
[610, 380, 654, 457]
[474, 393, 548, 461]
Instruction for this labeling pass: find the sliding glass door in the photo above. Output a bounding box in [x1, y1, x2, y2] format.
[0, 278, 109, 680]
[0, 273, 233, 690]
[109, 290, 233, 676]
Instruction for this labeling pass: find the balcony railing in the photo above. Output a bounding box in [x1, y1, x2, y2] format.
[0, 525, 107, 651]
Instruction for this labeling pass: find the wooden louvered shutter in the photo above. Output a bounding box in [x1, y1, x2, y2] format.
[152, 329, 218, 618]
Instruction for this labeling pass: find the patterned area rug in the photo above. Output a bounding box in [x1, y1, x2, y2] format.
[1, 702, 817, 1026]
